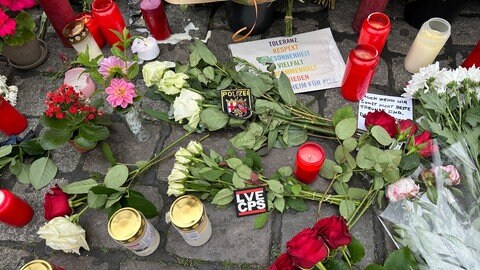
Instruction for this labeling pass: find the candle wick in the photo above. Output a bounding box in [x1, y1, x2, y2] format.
[308, 154, 312, 161]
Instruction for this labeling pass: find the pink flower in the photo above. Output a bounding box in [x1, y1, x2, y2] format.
[386, 177, 420, 202]
[98, 56, 128, 79]
[7, 0, 35, 11]
[105, 78, 136, 108]
[431, 165, 461, 186]
[0, 0, 13, 8]
[0, 10, 15, 37]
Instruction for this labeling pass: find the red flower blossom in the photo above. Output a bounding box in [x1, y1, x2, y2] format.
[414, 131, 437, 158]
[313, 216, 352, 249]
[364, 110, 398, 137]
[397, 119, 418, 137]
[44, 185, 72, 220]
[268, 253, 297, 270]
[286, 228, 328, 269]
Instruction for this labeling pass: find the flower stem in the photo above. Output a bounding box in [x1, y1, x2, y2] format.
[285, 0, 294, 36]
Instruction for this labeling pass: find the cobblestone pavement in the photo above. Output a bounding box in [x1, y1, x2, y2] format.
[1, 0, 479, 269]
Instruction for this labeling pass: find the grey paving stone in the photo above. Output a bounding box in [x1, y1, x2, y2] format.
[384, 0, 407, 19]
[391, 57, 414, 92]
[165, 5, 211, 40]
[207, 30, 237, 64]
[328, 0, 359, 34]
[14, 76, 58, 117]
[322, 87, 357, 119]
[459, 0, 480, 15]
[386, 20, 418, 55]
[47, 254, 109, 270]
[451, 17, 480, 46]
[166, 202, 272, 266]
[120, 261, 196, 270]
[0, 246, 31, 270]
[52, 143, 82, 173]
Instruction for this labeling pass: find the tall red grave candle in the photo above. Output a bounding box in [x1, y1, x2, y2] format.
[294, 142, 326, 184]
[358, 12, 391, 56]
[0, 189, 34, 227]
[140, 0, 172, 40]
[0, 96, 27, 136]
[352, 0, 390, 33]
[92, 0, 128, 47]
[462, 40, 480, 68]
[38, 0, 76, 47]
[341, 44, 379, 102]
[75, 12, 106, 48]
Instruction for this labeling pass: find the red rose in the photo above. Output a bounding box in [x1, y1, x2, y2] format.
[414, 131, 437, 158]
[44, 185, 72, 220]
[286, 228, 328, 269]
[268, 253, 297, 270]
[365, 110, 398, 137]
[313, 216, 352, 249]
[397, 119, 417, 136]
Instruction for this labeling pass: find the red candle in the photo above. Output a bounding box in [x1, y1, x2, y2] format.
[352, 0, 390, 33]
[140, 0, 172, 41]
[38, 0, 76, 47]
[358, 12, 391, 56]
[462, 40, 480, 68]
[0, 189, 34, 227]
[75, 12, 106, 49]
[294, 142, 326, 184]
[92, 0, 129, 47]
[0, 96, 27, 136]
[341, 44, 379, 102]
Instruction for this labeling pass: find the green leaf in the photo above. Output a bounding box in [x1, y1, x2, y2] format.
[88, 191, 108, 208]
[232, 172, 246, 188]
[217, 77, 233, 90]
[365, 264, 386, 270]
[39, 114, 69, 129]
[465, 107, 480, 127]
[79, 124, 110, 142]
[104, 164, 129, 188]
[211, 188, 234, 205]
[347, 237, 365, 263]
[16, 163, 31, 184]
[105, 192, 124, 208]
[61, 179, 99, 194]
[348, 188, 368, 200]
[235, 164, 252, 179]
[73, 135, 97, 150]
[335, 118, 357, 140]
[278, 73, 297, 105]
[339, 200, 356, 220]
[102, 143, 117, 166]
[291, 184, 301, 195]
[124, 191, 158, 218]
[371, 126, 393, 146]
[189, 49, 201, 67]
[399, 153, 420, 171]
[283, 126, 307, 147]
[384, 247, 418, 270]
[226, 158, 243, 169]
[203, 66, 215, 80]
[0, 145, 12, 158]
[333, 182, 348, 195]
[239, 71, 269, 97]
[19, 139, 45, 156]
[383, 166, 400, 183]
[356, 145, 376, 169]
[39, 128, 73, 150]
[373, 176, 384, 190]
[320, 159, 337, 179]
[143, 108, 173, 123]
[342, 138, 357, 152]
[333, 106, 355, 126]
[266, 180, 284, 194]
[199, 167, 224, 181]
[194, 39, 217, 65]
[337, 170, 353, 183]
[286, 197, 308, 211]
[200, 107, 229, 131]
[253, 212, 269, 229]
[274, 197, 285, 213]
[29, 157, 57, 190]
[278, 166, 293, 177]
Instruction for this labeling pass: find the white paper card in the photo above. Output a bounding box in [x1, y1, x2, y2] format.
[228, 29, 346, 93]
[358, 93, 413, 130]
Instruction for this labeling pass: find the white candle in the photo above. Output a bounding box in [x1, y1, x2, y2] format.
[404, 18, 451, 73]
[132, 37, 160, 61]
[64, 67, 96, 98]
[63, 20, 103, 61]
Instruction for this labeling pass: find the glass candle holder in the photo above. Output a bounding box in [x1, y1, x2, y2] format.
[92, 0, 128, 47]
[63, 20, 103, 61]
[0, 189, 34, 227]
[462, 40, 480, 68]
[358, 12, 391, 56]
[294, 142, 326, 184]
[0, 96, 27, 136]
[352, 0, 390, 33]
[140, 0, 172, 41]
[404, 17, 451, 74]
[341, 44, 379, 102]
[75, 12, 106, 49]
[38, 0, 76, 47]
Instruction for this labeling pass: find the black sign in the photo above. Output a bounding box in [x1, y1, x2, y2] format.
[234, 187, 267, 217]
[220, 89, 253, 119]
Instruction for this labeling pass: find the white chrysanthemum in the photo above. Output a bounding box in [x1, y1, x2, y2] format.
[466, 65, 480, 82]
[5, 86, 18, 106]
[403, 62, 446, 97]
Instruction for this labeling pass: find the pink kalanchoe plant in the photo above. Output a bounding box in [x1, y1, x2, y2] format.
[105, 78, 136, 109]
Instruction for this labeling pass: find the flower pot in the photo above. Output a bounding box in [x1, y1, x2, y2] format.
[404, 0, 468, 29]
[1, 39, 49, 70]
[352, 0, 390, 33]
[225, 0, 276, 38]
[68, 140, 94, 153]
[118, 107, 151, 142]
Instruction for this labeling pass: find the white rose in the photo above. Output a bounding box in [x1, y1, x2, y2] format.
[172, 89, 204, 129]
[386, 177, 420, 202]
[168, 168, 188, 183]
[37, 216, 90, 255]
[167, 182, 185, 197]
[186, 141, 203, 156]
[157, 70, 189, 95]
[173, 162, 189, 173]
[142, 61, 175, 87]
[175, 147, 193, 164]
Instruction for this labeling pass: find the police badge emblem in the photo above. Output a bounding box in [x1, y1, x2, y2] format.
[220, 89, 253, 119]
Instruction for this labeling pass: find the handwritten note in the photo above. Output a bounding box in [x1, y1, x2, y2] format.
[358, 93, 413, 130]
[228, 29, 345, 93]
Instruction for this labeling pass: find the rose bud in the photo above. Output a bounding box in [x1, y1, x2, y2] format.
[44, 185, 72, 221]
[364, 110, 398, 138]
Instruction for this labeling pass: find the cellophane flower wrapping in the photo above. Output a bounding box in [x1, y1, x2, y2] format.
[380, 140, 480, 269]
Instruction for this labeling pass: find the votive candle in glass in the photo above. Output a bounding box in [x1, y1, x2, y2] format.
[341, 44, 379, 102]
[404, 17, 451, 74]
[0, 189, 34, 227]
[140, 0, 172, 41]
[38, 0, 76, 47]
[462, 40, 480, 68]
[294, 142, 326, 184]
[358, 12, 391, 56]
[63, 20, 103, 61]
[132, 37, 160, 61]
[64, 67, 96, 98]
[74, 12, 106, 49]
[351, 0, 390, 33]
[92, 0, 129, 47]
[0, 96, 28, 136]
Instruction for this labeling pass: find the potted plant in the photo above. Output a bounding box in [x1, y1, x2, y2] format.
[0, 0, 49, 69]
[225, 0, 277, 40]
[39, 84, 111, 152]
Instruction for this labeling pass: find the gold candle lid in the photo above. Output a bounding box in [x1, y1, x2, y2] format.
[108, 207, 143, 242]
[62, 20, 90, 45]
[170, 195, 204, 229]
[20, 260, 52, 270]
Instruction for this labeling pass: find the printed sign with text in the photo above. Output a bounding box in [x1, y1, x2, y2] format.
[234, 187, 267, 217]
[358, 93, 413, 130]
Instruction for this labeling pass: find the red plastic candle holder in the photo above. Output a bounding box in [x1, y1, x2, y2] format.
[462, 40, 480, 68]
[0, 96, 27, 136]
[75, 12, 106, 49]
[294, 142, 326, 184]
[0, 189, 34, 227]
[38, 0, 76, 47]
[92, 0, 128, 47]
[358, 12, 391, 56]
[341, 44, 379, 102]
[141, 0, 172, 41]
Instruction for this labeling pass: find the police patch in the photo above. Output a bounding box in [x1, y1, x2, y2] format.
[220, 89, 253, 119]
